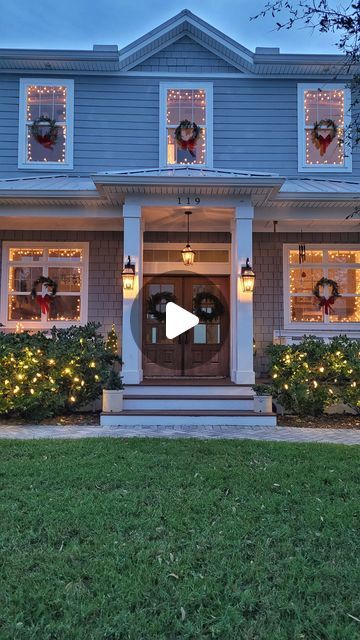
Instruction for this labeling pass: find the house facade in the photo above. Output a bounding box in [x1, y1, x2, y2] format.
[0, 10, 359, 426]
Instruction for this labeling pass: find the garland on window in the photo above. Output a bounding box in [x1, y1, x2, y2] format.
[174, 120, 201, 158]
[313, 277, 340, 315]
[193, 292, 224, 322]
[31, 276, 57, 314]
[147, 291, 177, 322]
[311, 119, 337, 157]
[30, 116, 59, 150]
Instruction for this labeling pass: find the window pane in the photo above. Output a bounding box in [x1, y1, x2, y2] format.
[48, 248, 83, 261]
[290, 268, 323, 294]
[48, 296, 80, 321]
[329, 297, 360, 323]
[305, 129, 344, 166]
[9, 248, 43, 262]
[167, 127, 206, 165]
[207, 323, 220, 344]
[9, 266, 42, 292]
[166, 89, 206, 125]
[328, 250, 360, 264]
[8, 295, 41, 321]
[48, 267, 81, 292]
[289, 250, 323, 265]
[27, 124, 66, 163]
[328, 268, 360, 295]
[194, 324, 206, 344]
[27, 85, 67, 122]
[290, 297, 323, 323]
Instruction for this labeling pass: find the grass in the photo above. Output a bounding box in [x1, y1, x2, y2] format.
[0, 438, 359, 640]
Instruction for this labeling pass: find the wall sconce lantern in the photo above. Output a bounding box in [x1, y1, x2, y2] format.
[122, 255, 135, 290]
[181, 211, 196, 266]
[241, 258, 256, 293]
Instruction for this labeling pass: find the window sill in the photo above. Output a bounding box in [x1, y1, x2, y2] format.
[274, 328, 360, 345]
[298, 165, 352, 173]
[17, 162, 74, 171]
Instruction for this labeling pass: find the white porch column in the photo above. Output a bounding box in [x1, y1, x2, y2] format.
[121, 200, 143, 385]
[231, 202, 255, 385]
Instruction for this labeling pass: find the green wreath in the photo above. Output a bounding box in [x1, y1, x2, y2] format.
[147, 291, 176, 322]
[313, 277, 340, 315]
[174, 120, 201, 158]
[31, 276, 57, 299]
[311, 119, 337, 157]
[193, 292, 224, 322]
[30, 116, 59, 150]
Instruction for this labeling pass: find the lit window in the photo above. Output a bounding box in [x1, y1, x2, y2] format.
[298, 85, 351, 171]
[160, 83, 213, 167]
[18, 79, 74, 169]
[1, 243, 88, 328]
[286, 246, 360, 325]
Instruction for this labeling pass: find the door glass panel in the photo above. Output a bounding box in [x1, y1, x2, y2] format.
[194, 324, 206, 344]
[207, 324, 220, 344]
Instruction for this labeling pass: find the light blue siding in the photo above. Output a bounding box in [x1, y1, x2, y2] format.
[0, 69, 358, 179]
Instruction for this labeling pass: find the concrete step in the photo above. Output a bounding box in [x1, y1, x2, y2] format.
[125, 385, 254, 397]
[123, 395, 254, 411]
[101, 409, 276, 428]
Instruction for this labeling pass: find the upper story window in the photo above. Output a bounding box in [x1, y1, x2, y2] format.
[0, 242, 88, 329]
[284, 245, 360, 327]
[160, 82, 213, 167]
[298, 84, 351, 172]
[18, 79, 74, 170]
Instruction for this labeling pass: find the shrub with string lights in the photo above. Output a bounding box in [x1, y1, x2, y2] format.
[0, 323, 120, 420]
[267, 336, 360, 416]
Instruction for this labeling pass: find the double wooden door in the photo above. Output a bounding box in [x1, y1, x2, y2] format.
[143, 276, 229, 378]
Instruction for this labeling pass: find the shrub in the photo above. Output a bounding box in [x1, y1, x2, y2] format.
[267, 336, 360, 416]
[0, 323, 120, 420]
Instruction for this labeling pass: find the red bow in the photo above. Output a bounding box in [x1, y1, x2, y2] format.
[177, 139, 197, 157]
[35, 135, 55, 150]
[36, 294, 52, 314]
[317, 134, 332, 157]
[319, 296, 335, 315]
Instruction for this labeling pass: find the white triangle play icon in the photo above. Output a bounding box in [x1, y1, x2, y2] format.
[166, 302, 199, 340]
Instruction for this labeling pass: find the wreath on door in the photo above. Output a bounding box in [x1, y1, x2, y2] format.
[147, 291, 177, 322]
[193, 292, 224, 322]
[313, 277, 340, 315]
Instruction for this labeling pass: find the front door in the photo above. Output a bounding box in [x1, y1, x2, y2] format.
[143, 276, 229, 378]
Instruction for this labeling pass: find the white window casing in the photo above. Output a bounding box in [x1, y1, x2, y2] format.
[18, 78, 74, 170]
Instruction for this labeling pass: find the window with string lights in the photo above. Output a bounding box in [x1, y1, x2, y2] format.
[284, 245, 360, 328]
[0, 243, 89, 329]
[160, 82, 213, 167]
[18, 79, 74, 170]
[297, 84, 351, 172]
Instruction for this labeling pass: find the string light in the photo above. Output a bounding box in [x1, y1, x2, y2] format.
[304, 89, 345, 166]
[166, 88, 206, 165]
[26, 85, 67, 164]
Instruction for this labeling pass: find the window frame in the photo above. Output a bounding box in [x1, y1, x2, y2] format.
[297, 83, 352, 173]
[159, 81, 213, 168]
[283, 243, 360, 330]
[0, 241, 89, 329]
[18, 78, 74, 170]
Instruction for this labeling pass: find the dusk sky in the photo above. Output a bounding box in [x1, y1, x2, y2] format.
[0, 0, 341, 54]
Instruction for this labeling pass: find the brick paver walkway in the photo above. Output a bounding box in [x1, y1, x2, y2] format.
[0, 424, 359, 445]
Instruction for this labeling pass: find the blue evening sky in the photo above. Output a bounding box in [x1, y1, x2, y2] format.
[0, 0, 341, 54]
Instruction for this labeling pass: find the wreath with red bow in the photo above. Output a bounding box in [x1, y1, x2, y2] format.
[31, 276, 57, 315]
[311, 119, 338, 157]
[174, 120, 201, 158]
[313, 277, 340, 315]
[31, 116, 59, 150]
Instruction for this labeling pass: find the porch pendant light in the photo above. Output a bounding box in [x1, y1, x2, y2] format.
[181, 210, 196, 266]
[122, 255, 135, 290]
[241, 258, 256, 293]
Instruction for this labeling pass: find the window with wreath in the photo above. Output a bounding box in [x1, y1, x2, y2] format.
[1, 243, 88, 328]
[285, 246, 360, 325]
[18, 79, 74, 169]
[161, 83, 212, 166]
[298, 84, 351, 171]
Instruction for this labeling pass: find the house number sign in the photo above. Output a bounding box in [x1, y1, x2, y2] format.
[177, 196, 201, 206]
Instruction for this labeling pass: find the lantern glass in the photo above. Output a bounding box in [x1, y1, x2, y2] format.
[122, 256, 135, 290]
[241, 259, 255, 293]
[182, 244, 196, 266]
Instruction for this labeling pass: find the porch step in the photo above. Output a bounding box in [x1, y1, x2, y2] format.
[125, 385, 254, 397]
[101, 410, 277, 428]
[123, 394, 254, 411]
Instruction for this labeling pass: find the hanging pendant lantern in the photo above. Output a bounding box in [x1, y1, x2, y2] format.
[181, 211, 196, 266]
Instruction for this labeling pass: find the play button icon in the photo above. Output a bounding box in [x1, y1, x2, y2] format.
[165, 302, 199, 340]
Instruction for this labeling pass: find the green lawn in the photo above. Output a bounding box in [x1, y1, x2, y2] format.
[0, 438, 359, 640]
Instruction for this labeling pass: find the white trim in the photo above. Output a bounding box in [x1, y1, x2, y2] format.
[0, 241, 89, 329]
[297, 83, 352, 173]
[283, 243, 360, 331]
[18, 78, 74, 171]
[159, 81, 213, 169]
